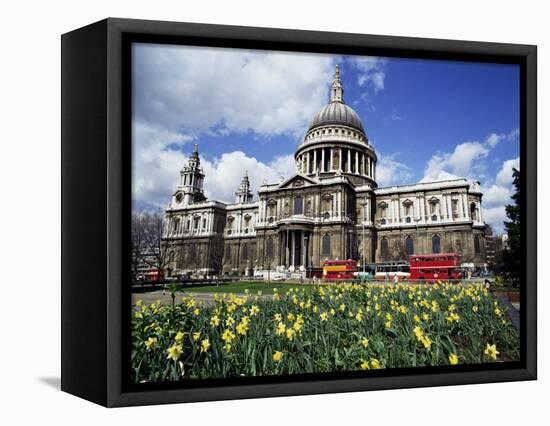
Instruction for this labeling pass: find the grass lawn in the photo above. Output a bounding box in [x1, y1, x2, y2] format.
[180, 281, 316, 294]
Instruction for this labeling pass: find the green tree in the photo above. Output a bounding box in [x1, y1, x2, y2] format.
[502, 168, 520, 287]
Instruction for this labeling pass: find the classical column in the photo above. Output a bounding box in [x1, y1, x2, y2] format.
[457, 194, 464, 219]
[347, 149, 351, 173]
[303, 232, 308, 267]
[291, 231, 296, 267]
[321, 148, 325, 172]
[329, 148, 334, 171]
[447, 196, 453, 221]
[355, 152, 359, 174]
[462, 193, 469, 219]
[313, 150, 317, 173]
[306, 152, 310, 174]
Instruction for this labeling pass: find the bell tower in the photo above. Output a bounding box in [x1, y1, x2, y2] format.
[235, 171, 253, 204]
[178, 144, 206, 205]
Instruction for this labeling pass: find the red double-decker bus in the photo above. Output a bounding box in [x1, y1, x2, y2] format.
[409, 253, 462, 281]
[322, 259, 357, 280]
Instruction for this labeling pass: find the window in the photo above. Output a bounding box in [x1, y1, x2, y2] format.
[225, 244, 232, 260]
[241, 243, 249, 261]
[172, 218, 180, 234]
[266, 237, 274, 258]
[380, 238, 389, 259]
[474, 234, 481, 255]
[322, 234, 331, 256]
[452, 199, 459, 217]
[405, 236, 414, 256]
[470, 202, 477, 221]
[405, 217, 411, 223]
[187, 244, 197, 263]
[293, 196, 303, 215]
[202, 217, 207, 229]
[432, 235, 441, 254]
[193, 216, 200, 230]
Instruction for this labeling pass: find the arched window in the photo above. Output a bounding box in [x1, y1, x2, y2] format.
[474, 234, 481, 255]
[322, 234, 331, 256]
[168, 251, 175, 262]
[380, 238, 389, 259]
[241, 243, 249, 261]
[293, 196, 304, 215]
[405, 236, 414, 256]
[266, 237, 274, 258]
[432, 234, 441, 254]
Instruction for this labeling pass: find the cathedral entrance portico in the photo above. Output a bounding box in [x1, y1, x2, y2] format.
[278, 224, 312, 271]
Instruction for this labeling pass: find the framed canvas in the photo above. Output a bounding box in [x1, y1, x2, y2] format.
[61, 18, 537, 407]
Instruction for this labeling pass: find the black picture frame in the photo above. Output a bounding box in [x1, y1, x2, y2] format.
[61, 17, 537, 407]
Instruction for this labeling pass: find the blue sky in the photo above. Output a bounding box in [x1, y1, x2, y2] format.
[132, 43, 520, 233]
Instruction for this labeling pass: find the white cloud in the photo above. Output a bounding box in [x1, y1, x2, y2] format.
[486, 133, 504, 148]
[350, 57, 387, 93]
[133, 43, 336, 138]
[376, 154, 413, 187]
[482, 206, 507, 232]
[132, 134, 297, 209]
[421, 137, 494, 183]
[480, 157, 520, 233]
[483, 184, 512, 206]
[202, 152, 295, 202]
[496, 157, 520, 186]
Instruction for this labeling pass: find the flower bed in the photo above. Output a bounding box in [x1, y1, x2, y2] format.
[131, 282, 520, 383]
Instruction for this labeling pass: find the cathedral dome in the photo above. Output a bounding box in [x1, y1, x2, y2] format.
[308, 101, 365, 134]
[306, 64, 365, 134]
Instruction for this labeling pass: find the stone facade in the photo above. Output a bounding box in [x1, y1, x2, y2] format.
[161, 66, 486, 277]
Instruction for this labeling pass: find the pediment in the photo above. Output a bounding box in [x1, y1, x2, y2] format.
[277, 174, 317, 189]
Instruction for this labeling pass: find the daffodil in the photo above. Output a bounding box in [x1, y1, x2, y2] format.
[250, 305, 260, 316]
[221, 329, 236, 343]
[210, 315, 220, 327]
[167, 344, 183, 361]
[174, 331, 185, 343]
[275, 322, 286, 335]
[286, 328, 296, 341]
[360, 360, 370, 370]
[236, 321, 249, 335]
[448, 353, 459, 365]
[273, 351, 282, 362]
[145, 337, 157, 350]
[192, 331, 201, 341]
[200, 339, 210, 353]
[320, 312, 328, 322]
[361, 337, 369, 348]
[484, 343, 499, 361]
[370, 358, 381, 369]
